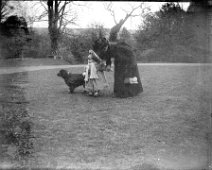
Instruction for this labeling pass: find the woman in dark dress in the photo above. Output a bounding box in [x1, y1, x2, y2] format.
[93, 38, 143, 98]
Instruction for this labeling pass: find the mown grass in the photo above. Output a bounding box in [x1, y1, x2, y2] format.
[0, 64, 211, 170]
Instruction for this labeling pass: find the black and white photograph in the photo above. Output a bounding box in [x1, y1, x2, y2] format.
[0, 0, 212, 170]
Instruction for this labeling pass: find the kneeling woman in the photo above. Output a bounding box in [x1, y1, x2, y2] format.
[93, 38, 143, 98]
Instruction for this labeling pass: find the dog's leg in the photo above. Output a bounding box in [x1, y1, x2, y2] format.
[69, 86, 74, 93]
[82, 83, 87, 93]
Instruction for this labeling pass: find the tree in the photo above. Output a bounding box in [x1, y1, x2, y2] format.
[0, 15, 30, 59]
[61, 24, 107, 63]
[104, 2, 146, 41]
[134, 2, 200, 62]
[7, 2, 46, 29]
[87, 24, 108, 43]
[119, 27, 131, 41]
[0, 0, 14, 23]
[0, 0, 8, 23]
[44, 0, 77, 59]
[135, 2, 189, 49]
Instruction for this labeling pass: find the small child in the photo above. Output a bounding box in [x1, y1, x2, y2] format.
[84, 50, 109, 96]
[91, 50, 109, 87]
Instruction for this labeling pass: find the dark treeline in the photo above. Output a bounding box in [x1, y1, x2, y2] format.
[0, 2, 210, 63]
[134, 3, 209, 63]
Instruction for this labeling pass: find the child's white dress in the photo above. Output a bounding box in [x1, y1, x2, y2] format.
[84, 52, 108, 95]
[84, 54, 99, 82]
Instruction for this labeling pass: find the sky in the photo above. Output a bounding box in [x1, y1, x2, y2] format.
[23, 1, 190, 30]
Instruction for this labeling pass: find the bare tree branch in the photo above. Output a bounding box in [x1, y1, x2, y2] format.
[1, 1, 15, 21]
[40, 0, 48, 11]
[105, 2, 144, 28]
[58, 1, 70, 14]
[45, 0, 83, 58]
[33, 19, 49, 22]
[71, 1, 86, 7]
[35, 11, 48, 21]
[107, 2, 145, 41]
[103, 2, 117, 24]
[58, 0, 61, 7]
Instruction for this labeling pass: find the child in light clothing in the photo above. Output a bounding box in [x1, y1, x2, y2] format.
[84, 50, 108, 96]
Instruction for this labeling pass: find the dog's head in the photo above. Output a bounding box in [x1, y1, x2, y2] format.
[57, 69, 70, 78]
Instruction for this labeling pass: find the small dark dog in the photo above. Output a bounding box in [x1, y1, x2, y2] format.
[57, 69, 85, 93]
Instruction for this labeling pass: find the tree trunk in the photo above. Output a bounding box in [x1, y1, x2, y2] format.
[48, 0, 59, 59]
[109, 16, 129, 41]
[0, 0, 2, 24]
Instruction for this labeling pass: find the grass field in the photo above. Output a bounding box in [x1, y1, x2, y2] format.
[0, 64, 211, 170]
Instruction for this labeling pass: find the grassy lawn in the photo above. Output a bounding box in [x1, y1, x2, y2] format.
[0, 64, 211, 170]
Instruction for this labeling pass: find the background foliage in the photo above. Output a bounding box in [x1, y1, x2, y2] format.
[0, 3, 210, 63]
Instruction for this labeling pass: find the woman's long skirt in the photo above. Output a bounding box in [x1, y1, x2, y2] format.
[114, 63, 143, 98]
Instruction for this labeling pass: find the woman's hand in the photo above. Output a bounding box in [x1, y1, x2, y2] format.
[106, 65, 112, 72]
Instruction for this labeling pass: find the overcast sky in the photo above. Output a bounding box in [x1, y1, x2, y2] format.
[25, 1, 190, 30]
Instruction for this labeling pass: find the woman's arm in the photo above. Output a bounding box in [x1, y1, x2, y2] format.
[105, 52, 112, 66]
[89, 50, 102, 63]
